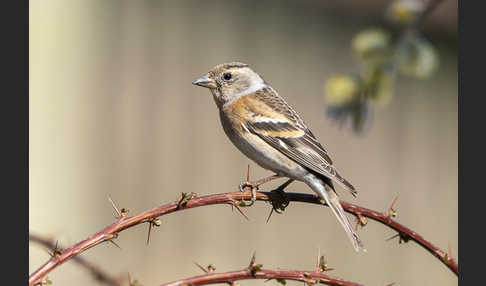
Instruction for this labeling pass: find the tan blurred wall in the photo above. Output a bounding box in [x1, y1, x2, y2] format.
[29, 1, 457, 286]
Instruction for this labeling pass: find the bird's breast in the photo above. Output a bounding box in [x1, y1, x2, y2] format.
[218, 110, 308, 180]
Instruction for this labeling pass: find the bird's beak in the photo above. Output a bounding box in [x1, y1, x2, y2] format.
[192, 74, 218, 89]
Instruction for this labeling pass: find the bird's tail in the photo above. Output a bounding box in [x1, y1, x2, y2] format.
[309, 179, 365, 252]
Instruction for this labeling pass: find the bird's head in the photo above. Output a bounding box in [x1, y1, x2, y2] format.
[192, 62, 267, 108]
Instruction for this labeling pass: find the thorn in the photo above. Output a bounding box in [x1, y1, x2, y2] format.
[108, 195, 121, 218]
[108, 236, 121, 249]
[146, 218, 162, 245]
[230, 200, 249, 220]
[109, 239, 121, 249]
[386, 232, 410, 244]
[147, 222, 153, 245]
[46, 240, 63, 259]
[247, 164, 251, 183]
[193, 262, 216, 274]
[385, 233, 400, 242]
[248, 251, 263, 275]
[237, 165, 253, 193]
[249, 251, 256, 268]
[53, 240, 62, 257]
[194, 261, 208, 273]
[265, 208, 275, 224]
[385, 196, 399, 218]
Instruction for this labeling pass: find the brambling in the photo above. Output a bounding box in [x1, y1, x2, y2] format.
[192, 62, 364, 251]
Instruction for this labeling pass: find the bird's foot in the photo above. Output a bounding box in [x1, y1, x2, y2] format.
[239, 181, 258, 206]
[268, 179, 292, 213]
[238, 173, 282, 207]
[265, 179, 293, 223]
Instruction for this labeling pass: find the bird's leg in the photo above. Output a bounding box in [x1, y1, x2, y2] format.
[239, 174, 281, 206]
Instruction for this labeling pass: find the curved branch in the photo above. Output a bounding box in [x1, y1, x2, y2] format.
[284, 192, 458, 275]
[29, 190, 457, 285]
[161, 268, 362, 286]
[29, 233, 122, 286]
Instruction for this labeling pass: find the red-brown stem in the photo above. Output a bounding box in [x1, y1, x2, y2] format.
[29, 191, 457, 285]
[284, 192, 458, 275]
[161, 268, 362, 286]
[29, 233, 122, 286]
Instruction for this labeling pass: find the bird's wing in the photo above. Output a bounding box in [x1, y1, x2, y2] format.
[242, 87, 356, 195]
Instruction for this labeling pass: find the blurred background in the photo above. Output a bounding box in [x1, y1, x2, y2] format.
[29, 1, 457, 286]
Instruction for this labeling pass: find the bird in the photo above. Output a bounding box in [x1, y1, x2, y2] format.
[192, 62, 364, 251]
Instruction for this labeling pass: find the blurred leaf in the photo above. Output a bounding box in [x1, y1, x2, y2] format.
[324, 0, 442, 134]
[326, 100, 372, 134]
[351, 102, 370, 133]
[386, 0, 426, 25]
[324, 74, 360, 106]
[396, 36, 439, 79]
[352, 28, 392, 65]
[366, 65, 396, 107]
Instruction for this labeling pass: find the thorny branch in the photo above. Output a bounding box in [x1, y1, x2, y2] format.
[29, 233, 122, 286]
[162, 253, 361, 286]
[161, 268, 362, 286]
[29, 188, 457, 286]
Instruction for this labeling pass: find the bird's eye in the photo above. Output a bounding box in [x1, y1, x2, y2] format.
[223, 73, 232, 80]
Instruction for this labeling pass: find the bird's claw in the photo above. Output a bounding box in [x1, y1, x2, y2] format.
[269, 187, 290, 213]
[239, 181, 258, 206]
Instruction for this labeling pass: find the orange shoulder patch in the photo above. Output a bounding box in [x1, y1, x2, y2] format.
[236, 93, 289, 122]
